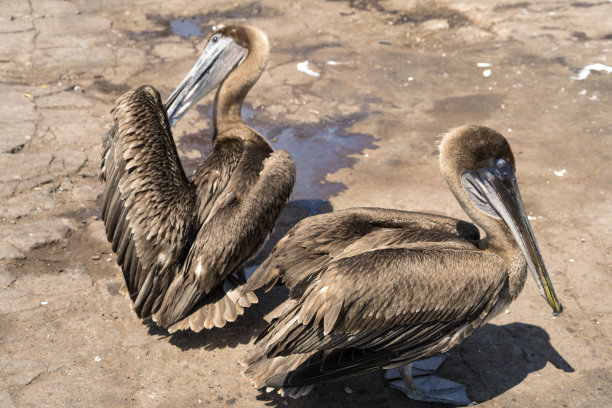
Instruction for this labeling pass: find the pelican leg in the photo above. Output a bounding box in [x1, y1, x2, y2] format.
[384, 356, 472, 406]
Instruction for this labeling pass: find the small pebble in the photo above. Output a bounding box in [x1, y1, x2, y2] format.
[569, 259, 575, 263]
[91, 255, 100, 260]
[344, 386, 352, 394]
[94, 356, 102, 362]
[40, 301, 48, 306]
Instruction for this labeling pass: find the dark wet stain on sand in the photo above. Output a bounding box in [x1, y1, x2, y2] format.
[392, 6, 470, 27]
[427, 93, 505, 125]
[570, 1, 604, 7]
[330, 0, 471, 27]
[327, 0, 386, 12]
[176, 104, 378, 213]
[493, 2, 532, 11]
[91, 79, 131, 95]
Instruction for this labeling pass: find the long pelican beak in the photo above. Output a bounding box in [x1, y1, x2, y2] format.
[164, 36, 247, 127]
[462, 161, 563, 316]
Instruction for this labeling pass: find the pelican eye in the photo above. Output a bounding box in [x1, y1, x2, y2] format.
[495, 158, 507, 168]
[211, 35, 219, 43]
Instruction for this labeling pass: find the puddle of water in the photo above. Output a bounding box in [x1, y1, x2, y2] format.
[127, 4, 279, 39]
[127, 14, 209, 39]
[269, 122, 376, 201]
[170, 18, 202, 37]
[176, 103, 378, 214]
[243, 106, 378, 207]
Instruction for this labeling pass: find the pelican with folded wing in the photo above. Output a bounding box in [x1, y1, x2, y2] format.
[242, 125, 562, 404]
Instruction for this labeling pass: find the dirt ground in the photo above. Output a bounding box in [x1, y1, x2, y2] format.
[1, 0, 610, 407]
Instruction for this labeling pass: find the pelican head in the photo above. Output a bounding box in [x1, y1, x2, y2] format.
[164, 25, 250, 126]
[439, 125, 563, 316]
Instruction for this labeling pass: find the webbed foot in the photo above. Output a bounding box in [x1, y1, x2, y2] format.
[385, 357, 472, 406]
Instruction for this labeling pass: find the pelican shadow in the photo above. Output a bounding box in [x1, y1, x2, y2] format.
[142, 304, 266, 351]
[143, 287, 294, 351]
[253, 322, 572, 407]
[439, 322, 574, 403]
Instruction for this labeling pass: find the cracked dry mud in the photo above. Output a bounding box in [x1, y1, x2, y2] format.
[1, 1, 610, 407]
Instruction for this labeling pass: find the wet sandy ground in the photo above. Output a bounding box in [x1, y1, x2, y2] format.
[0, 0, 610, 407]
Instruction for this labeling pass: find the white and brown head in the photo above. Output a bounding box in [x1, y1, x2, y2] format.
[439, 125, 562, 315]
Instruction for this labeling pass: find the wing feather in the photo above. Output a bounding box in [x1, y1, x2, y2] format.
[100, 85, 197, 318]
[244, 207, 480, 294]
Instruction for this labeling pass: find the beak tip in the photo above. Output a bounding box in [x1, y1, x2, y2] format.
[552, 303, 563, 317]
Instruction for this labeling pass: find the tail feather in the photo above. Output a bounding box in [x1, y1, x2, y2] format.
[242, 352, 314, 389]
[166, 272, 258, 333]
[278, 384, 315, 399]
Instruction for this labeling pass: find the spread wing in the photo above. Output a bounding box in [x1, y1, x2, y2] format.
[100, 85, 197, 318]
[152, 147, 296, 328]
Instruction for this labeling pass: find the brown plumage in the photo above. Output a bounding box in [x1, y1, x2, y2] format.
[242, 125, 562, 396]
[99, 25, 295, 332]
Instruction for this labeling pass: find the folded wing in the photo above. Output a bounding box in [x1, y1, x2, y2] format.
[244, 209, 503, 388]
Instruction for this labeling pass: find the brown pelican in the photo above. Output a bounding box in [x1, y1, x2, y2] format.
[99, 25, 295, 332]
[242, 125, 562, 403]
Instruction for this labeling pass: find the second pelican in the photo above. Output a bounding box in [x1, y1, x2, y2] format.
[242, 125, 562, 403]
